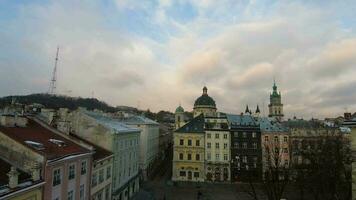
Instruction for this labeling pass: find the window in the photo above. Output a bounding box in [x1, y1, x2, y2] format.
[253, 143, 257, 149]
[81, 161, 87, 175]
[253, 157, 258, 168]
[215, 143, 219, 149]
[207, 133, 211, 138]
[207, 153, 211, 160]
[53, 168, 61, 186]
[275, 147, 279, 153]
[234, 132, 238, 137]
[243, 156, 247, 163]
[80, 185, 84, 200]
[68, 164, 75, 180]
[92, 172, 97, 187]
[207, 142, 211, 148]
[180, 171, 186, 177]
[216, 154, 220, 160]
[105, 186, 110, 200]
[283, 148, 288, 153]
[223, 143, 227, 149]
[223, 134, 227, 139]
[180, 139, 184, 146]
[97, 191, 103, 200]
[274, 136, 279, 143]
[106, 166, 111, 179]
[284, 159, 289, 166]
[68, 190, 74, 200]
[188, 139, 192, 146]
[179, 153, 184, 160]
[196, 140, 200, 146]
[196, 154, 200, 161]
[215, 134, 219, 139]
[224, 154, 228, 161]
[194, 172, 199, 178]
[234, 142, 239, 149]
[187, 154, 192, 160]
[264, 136, 269, 142]
[243, 132, 247, 138]
[242, 142, 247, 149]
[252, 132, 256, 138]
[99, 169, 104, 183]
[284, 136, 288, 142]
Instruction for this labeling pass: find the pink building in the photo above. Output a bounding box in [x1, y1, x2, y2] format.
[0, 115, 93, 200]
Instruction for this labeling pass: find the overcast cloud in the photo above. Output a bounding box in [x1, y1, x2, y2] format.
[0, 0, 355, 118]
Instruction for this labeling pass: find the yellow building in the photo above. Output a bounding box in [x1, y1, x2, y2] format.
[172, 114, 205, 182]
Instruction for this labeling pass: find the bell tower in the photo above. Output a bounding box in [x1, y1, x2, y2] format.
[175, 104, 185, 130]
[268, 80, 284, 121]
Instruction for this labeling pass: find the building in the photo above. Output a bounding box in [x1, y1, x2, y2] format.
[193, 86, 217, 117]
[227, 114, 262, 182]
[120, 115, 159, 180]
[0, 114, 93, 200]
[172, 114, 205, 182]
[204, 112, 231, 182]
[268, 81, 284, 121]
[259, 118, 290, 176]
[72, 136, 113, 200]
[0, 158, 45, 200]
[69, 110, 140, 200]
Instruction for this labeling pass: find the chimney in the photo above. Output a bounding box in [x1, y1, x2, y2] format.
[31, 163, 41, 182]
[7, 167, 19, 189]
[344, 112, 351, 120]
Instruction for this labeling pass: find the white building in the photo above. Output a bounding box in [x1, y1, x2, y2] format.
[69, 110, 140, 200]
[121, 115, 159, 180]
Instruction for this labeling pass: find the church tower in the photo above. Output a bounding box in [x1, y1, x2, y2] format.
[268, 80, 284, 121]
[175, 104, 185, 130]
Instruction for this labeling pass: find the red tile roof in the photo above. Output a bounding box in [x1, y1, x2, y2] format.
[0, 119, 91, 161]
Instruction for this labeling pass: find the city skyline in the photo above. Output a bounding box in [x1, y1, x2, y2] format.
[1, 0, 356, 118]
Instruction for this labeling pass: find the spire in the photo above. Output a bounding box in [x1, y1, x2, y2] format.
[256, 105, 260, 113]
[273, 79, 277, 91]
[245, 105, 250, 114]
[203, 86, 207, 95]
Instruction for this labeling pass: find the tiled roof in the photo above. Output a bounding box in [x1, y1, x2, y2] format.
[282, 119, 323, 129]
[84, 111, 140, 133]
[70, 134, 113, 162]
[0, 119, 91, 161]
[258, 117, 288, 132]
[175, 114, 205, 133]
[226, 114, 258, 126]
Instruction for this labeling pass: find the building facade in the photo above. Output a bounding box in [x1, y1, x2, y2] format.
[172, 114, 205, 182]
[204, 113, 231, 182]
[227, 114, 262, 182]
[268, 81, 284, 121]
[69, 110, 140, 200]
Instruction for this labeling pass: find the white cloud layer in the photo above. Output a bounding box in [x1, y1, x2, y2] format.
[0, 0, 355, 118]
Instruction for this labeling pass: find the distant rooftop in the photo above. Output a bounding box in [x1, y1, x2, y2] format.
[120, 115, 159, 125]
[84, 110, 140, 133]
[0, 118, 90, 161]
[226, 114, 258, 126]
[258, 117, 289, 132]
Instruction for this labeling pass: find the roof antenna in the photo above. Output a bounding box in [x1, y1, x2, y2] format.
[49, 46, 59, 95]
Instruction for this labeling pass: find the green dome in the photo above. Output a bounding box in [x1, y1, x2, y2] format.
[194, 86, 216, 108]
[175, 105, 184, 113]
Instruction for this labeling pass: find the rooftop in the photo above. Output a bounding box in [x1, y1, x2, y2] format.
[258, 117, 289, 132]
[0, 118, 91, 161]
[120, 115, 159, 125]
[175, 114, 205, 133]
[226, 114, 258, 126]
[84, 111, 140, 133]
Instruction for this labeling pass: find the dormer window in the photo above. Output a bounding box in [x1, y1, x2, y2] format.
[25, 140, 44, 150]
[49, 139, 66, 147]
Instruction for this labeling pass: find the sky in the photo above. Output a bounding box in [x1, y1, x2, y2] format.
[0, 0, 355, 118]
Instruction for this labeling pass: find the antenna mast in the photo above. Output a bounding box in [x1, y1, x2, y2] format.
[49, 46, 59, 94]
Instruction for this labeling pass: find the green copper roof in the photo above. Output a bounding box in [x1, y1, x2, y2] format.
[175, 114, 205, 133]
[194, 86, 216, 108]
[175, 105, 184, 113]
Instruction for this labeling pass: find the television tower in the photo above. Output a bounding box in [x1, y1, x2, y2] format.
[49, 47, 59, 94]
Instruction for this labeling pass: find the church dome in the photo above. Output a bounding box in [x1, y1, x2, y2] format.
[175, 105, 184, 113]
[194, 86, 216, 108]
